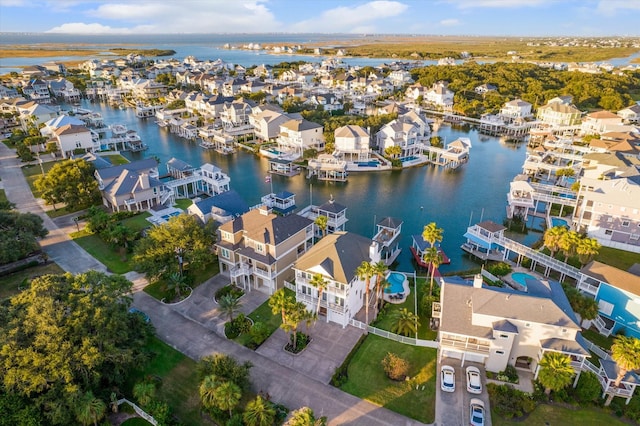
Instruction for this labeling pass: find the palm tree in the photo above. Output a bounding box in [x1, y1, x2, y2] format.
[543, 225, 567, 258]
[610, 335, 640, 387]
[537, 352, 574, 395]
[243, 395, 276, 426]
[132, 381, 156, 408]
[218, 294, 242, 321]
[422, 222, 443, 248]
[75, 391, 106, 426]
[165, 271, 187, 299]
[314, 215, 328, 238]
[199, 375, 220, 409]
[391, 308, 420, 337]
[423, 246, 443, 297]
[309, 273, 329, 318]
[213, 380, 242, 418]
[577, 237, 601, 266]
[269, 288, 292, 324]
[371, 261, 388, 314]
[285, 406, 327, 426]
[355, 261, 375, 324]
[559, 230, 581, 263]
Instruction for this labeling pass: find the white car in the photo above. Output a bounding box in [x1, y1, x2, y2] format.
[440, 365, 455, 392]
[469, 398, 485, 426]
[466, 366, 482, 394]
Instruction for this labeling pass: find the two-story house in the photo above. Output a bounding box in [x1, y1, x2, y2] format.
[376, 117, 420, 158]
[293, 231, 379, 327]
[334, 125, 371, 161]
[216, 206, 314, 294]
[277, 119, 324, 157]
[53, 124, 96, 158]
[499, 99, 533, 122]
[536, 97, 582, 131]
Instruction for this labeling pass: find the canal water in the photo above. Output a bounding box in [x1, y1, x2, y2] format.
[77, 99, 533, 273]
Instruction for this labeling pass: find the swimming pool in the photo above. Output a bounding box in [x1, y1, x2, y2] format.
[356, 160, 381, 167]
[511, 272, 536, 289]
[551, 217, 569, 228]
[161, 211, 181, 220]
[399, 156, 418, 163]
[385, 271, 406, 294]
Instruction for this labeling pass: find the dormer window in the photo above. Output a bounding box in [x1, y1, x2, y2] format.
[256, 243, 265, 254]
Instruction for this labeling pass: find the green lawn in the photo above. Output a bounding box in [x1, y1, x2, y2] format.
[492, 403, 628, 426]
[340, 334, 437, 424]
[144, 261, 220, 301]
[120, 212, 152, 233]
[174, 199, 193, 210]
[595, 246, 640, 271]
[0, 262, 65, 300]
[0, 189, 8, 205]
[103, 154, 130, 165]
[126, 337, 213, 426]
[234, 296, 283, 347]
[371, 277, 437, 341]
[581, 328, 615, 350]
[70, 229, 133, 273]
[121, 418, 153, 426]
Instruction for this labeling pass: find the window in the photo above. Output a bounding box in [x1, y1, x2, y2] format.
[221, 231, 232, 242]
[622, 220, 630, 227]
[220, 248, 230, 259]
[499, 334, 509, 339]
[605, 230, 613, 236]
[255, 243, 265, 254]
[496, 350, 505, 355]
[598, 300, 614, 316]
[630, 234, 639, 241]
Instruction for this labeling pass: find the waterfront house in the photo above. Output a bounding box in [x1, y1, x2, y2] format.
[577, 261, 640, 339]
[460, 221, 507, 261]
[617, 103, 640, 124]
[53, 124, 95, 158]
[536, 97, 582, 132]
[581, 111, 624, 135]
[220, 99, 253, 129]
[437, 275, 588, 374]
[298, 197, 348, 239]
[187, 189, 249, 225]
[22, 79, 51, 104]
[292, 231, 379, 327]
[373, 217, 403, 266]
[425, 82, 454, 110]
[499, 99, 533, 121]
[17, 101, 58, 131]
[216, 205, 314, 294]
[376, 114, 424, 158]
[251, 109, 291, 141]
[277, 119, 325, 157]
[334, 125, 371, 161]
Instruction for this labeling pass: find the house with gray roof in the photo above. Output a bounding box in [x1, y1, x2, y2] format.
[216, 205, 314, 294]
[187, 189, 249, 224]
[437, 274, 589, 375]
[293, 231, 380, 327]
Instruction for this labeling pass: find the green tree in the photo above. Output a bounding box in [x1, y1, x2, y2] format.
[164, 271, 188, 300]
[0, 210, 48, 264]
[85, 206, 111, 234]
[576, 237, 601, 267]
[281, 301, 314, 349]
[422, 222, 443, 248]
[199, 375, 220, 410]
[423, 246, 443, 297]
[355, 261, 375, 325]
[213, 381, 241, 418]
[575, 371, 602, 404]
[34, 158, 100, 210]
[197, 354, 252, 391]
[105, 223, 137, 257]
[269, 288, 293, 325]
[74, 391, 106, 426]
[611, 335, 640, 387]
[243, 395, 276, 426]
[309, 273, 329, 318]
[537, 352, 574, 395]
[371, 261, 388, 313]
[559, 230, 581, 263]
[219, 294, 242, 321]
[0, 271, 151, 424]
[543, 226, 567, 258]
[384, 145, 402, 159]
[390, 308, 420, 337]
[133, 214, 214, 280]
[133, 381, 156, 408]
[285, 406, 327, 426]
[314, 215, 328, 238]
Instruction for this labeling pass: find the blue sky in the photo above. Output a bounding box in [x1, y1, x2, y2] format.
[1, 0, 640, 36]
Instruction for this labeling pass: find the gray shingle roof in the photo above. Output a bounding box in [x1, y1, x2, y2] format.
[95, 158, 158, 181]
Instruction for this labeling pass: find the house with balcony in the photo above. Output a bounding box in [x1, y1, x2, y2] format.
[216, 205, 314, 294]
[187, 189, 249, 224]
[53, 123, 96, 158]
[334, 125, 371, 161]
[536, 97, 582, 132]
[437, 274, 589, 375]
[372, 217, 403, 266]
[581, 111, 624, 135]
[250, 109, 291, 141]
[578, 261, 640, 339]
[499, 98, 533, 122]
[292, 231, 380, 327]
[460, 221, 507, 261]
[277, 119, 324, 157]
[22, 79, 51, 104]
[297, 197, 348, 239]
[617, 103, 640, 124]
[506, 179, 536, 220]
[425, 81, 454, 110]
[375, 117, 421, 158]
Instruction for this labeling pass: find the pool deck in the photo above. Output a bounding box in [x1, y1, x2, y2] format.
[383, 272, 410, 304]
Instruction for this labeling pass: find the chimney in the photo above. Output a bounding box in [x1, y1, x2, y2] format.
[473, 274, 483, 289]
[369, 241, 380, 263]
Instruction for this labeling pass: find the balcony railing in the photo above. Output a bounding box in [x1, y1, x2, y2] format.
[440, 338, 491, 354]
[577, 281, 599, 296]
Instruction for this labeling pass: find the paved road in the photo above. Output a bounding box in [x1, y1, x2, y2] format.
[0, 143, 429, 426]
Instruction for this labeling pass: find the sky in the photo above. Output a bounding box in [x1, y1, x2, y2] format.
[1, 0, 640, 37]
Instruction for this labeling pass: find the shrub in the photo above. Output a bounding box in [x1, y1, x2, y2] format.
[504, 364, 519, 383]
[574, 371, 601, 404]
[197, 353, 253, 390]
[488, 383, 536, 419]
[487, 262, 512, 277]
[249, 321, 270, 346]
[215, 284, 244, 300]
[233, 313, 252, 334]
[225, 321, 241, 339]
[382, 352, 409, 381]
[227, 414, 244, 426]
[285, 332, 310, 354]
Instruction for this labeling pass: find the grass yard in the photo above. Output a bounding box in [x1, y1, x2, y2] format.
[0, 262, 65, 300]
[144, 261, 219, 301]
[174, 198, 193, 210]
[21, 161, 57, 196]
[120, 212, 152, 233]
[595, 246, 640, 271]
[371, 277, 437, 341]
[126, 337, 213, 426]
[492, 404, 628, 426]
[340, 334, 437, 424]
[70, 229, 133, 273]
[581, 328, 615, 350]
[103, 154, 130, 165]
[0, 189, 8, 204]
[234, 296, 282, 348]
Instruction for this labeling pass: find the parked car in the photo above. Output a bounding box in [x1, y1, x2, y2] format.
[466, 366, 482, 394]
[129, 307, 150, 323]
[440, 365, 455, 392]
[469, 398, 485, 426]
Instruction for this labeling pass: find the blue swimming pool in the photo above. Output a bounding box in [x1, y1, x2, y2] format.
[356, 160, 381, 167]
[551, 217, 569, 228]
[385, 272, 406, 294]
[161, 211, 181, 220]
[399, 156, 418, 163]
[511, 272, 536, 289]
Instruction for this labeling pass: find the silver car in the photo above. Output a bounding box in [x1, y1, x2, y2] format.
[440, 365, 455, 392]
[466, 366, 482, 394]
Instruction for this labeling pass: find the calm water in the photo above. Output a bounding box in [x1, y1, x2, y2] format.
[78, 99, 532, 273]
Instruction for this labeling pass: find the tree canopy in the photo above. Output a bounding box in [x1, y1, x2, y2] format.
[0, 209, 48, 264]
[34, 158, 100, 210]
[0, 271, 152, 424]
[133, 214, 215, 280]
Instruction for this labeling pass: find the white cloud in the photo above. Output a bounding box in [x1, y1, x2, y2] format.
[45, 0, 281, 34]
[444, 0, 553, 8]
[439, 18, 460, 26]
[46, 22, 142, 34]
[0, 0, 28, 6]
[597, 0, 640, 16]
[289, 1, 408, 33]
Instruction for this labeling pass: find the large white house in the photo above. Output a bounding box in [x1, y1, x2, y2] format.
[293, 231, 379, 327]
[53, 124, 95, 158]
[277, 119, 325, 156]
[334, 125, 370, 161]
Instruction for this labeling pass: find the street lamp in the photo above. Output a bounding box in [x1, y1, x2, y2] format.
[73, 217, 79, 232]
[175, 247, 184, 276]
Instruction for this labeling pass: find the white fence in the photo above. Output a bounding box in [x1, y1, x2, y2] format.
[349, 319, 439, 348]
[117, 399, 158, 426]
[582, 337, 612, 361]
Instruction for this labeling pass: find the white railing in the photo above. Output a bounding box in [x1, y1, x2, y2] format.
[497, 236, 582, 280]
[440, 338, 491, 354]
[582, 337, 612, 360]
[116, 399, 158, 426]
[577, 281, 599, 296]
[283, 281, 296, 291]
[349, 319, 440, 348]
[594, 316, 613, 337]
